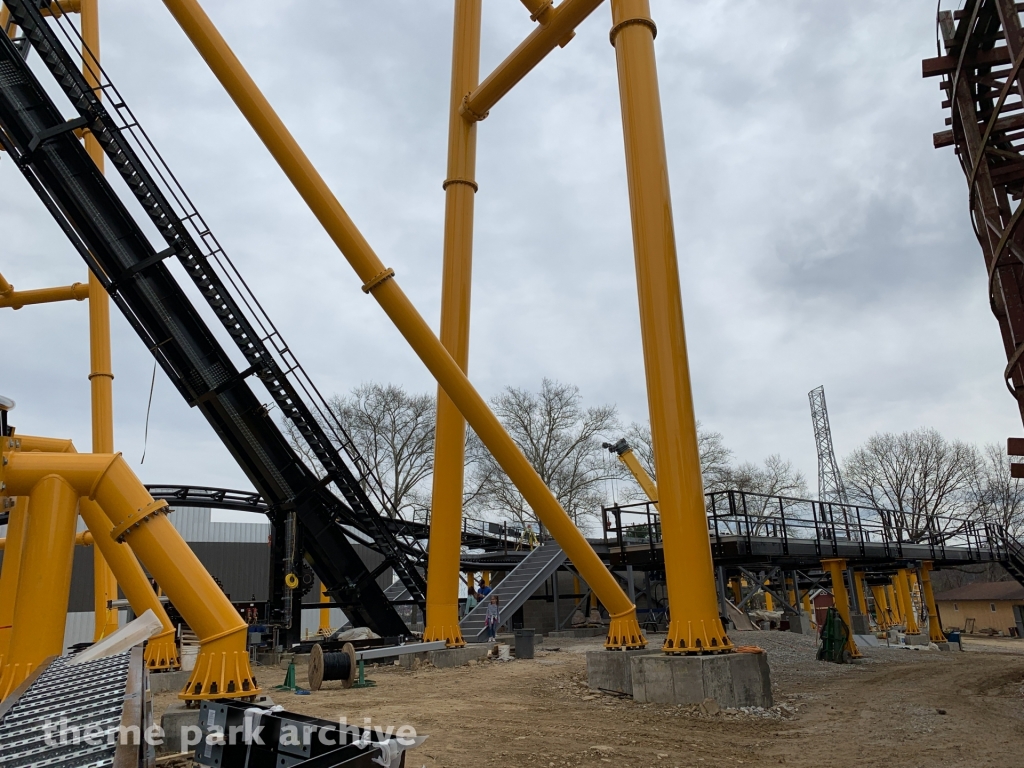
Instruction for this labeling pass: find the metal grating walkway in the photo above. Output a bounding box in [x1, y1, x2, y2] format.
[0, 650, 141, 768]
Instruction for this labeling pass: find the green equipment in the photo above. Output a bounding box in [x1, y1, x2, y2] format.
[817, 607, 853, 664]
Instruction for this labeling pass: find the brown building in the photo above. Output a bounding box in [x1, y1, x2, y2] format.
[934, 582, 1024, 637]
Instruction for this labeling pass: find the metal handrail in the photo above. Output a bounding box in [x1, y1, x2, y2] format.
[602, 490, 1012, 562]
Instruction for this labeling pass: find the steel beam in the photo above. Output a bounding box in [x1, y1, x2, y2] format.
[158, 0, 644, 650]
[460, 0, 604, 121]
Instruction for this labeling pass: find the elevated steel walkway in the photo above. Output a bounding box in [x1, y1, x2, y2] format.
[602, 491, 1024, 584]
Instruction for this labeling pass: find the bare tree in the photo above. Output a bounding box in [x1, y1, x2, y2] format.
[325, 383, 436, 519]
[620, 420, 733, 495]
[466, 379, 620, 531]
[724, 454, 808, 532]
[842, 428, 979, 541]
[971, 442, 1024, 538]
[728, 454, 808, 498]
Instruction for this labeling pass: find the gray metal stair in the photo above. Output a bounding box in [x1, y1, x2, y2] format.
[1001, 529, 1024, 588]
[461, 541, 566, 642]
[385, 581, 410, 603]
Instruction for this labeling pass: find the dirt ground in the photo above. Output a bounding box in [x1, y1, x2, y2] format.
[155, 632, 1024, 768]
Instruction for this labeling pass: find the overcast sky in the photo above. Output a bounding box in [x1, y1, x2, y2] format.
[1, 1, 1013, 506]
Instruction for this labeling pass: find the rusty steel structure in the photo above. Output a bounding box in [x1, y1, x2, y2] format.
[926, 2, 1024, 426]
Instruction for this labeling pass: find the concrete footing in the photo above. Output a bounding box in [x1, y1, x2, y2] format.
[851, 614, 871, 635]
[548, 628, 605, 639]
[148, 669, 190, 694]
[585, 649, 661, 696]
[787, 615, 814, 635]
[159, 702, 199, 754]
[904, 633, 929, 647]
[934, 642, 953, 652]
[630, 652, 773, 708]
[399, 645, 488, 669]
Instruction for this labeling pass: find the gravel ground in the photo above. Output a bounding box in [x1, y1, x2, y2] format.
[154, 629, 1024, 768]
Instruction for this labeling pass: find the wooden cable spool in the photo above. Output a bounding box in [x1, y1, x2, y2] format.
[308, 642, 356, 692]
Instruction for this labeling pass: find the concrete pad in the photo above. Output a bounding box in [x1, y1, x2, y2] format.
[904, 634, 929, 647]
[854, 634, 880, 648]
[851, 614, 871, 635]
[788, 615, 814, 635]
[425, 646, 489, 669]
[398, 652, 430, 670]
[548, 628, 605, 639]
[479, 632, 542, 650]
[631, 652, 773, 709]
[159, 702, 199, 754]
[149, 669, 190, 694]
[585, 648, 661, 696]
[934, 642, 953, 652]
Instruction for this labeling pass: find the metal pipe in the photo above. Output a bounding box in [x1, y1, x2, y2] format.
[896, 569, 920, 635]
[79, 498, 180, 670]
[919, 562, 945, 643]
[0, 497, 29, 667]
[610, 0, 725, 655]
[14, 434, 178, 668]
[3, 450, 258, 699]
[461, 0, 603, 121]
[0, 5, 13, 38]
[40, 0, 83, 16]
[853, 570, 869, 616]
[520, 0, 554, 25]
[78, 0, 120, 643]
[870, 584, 890, 630]
[0, 475, 79, 700]
[318, 582, 330, 635]
[0, 281, 89, 308]
[423, 0, 481, 650]
[822, 558, 861, 658]
[159, 0, 644, 650]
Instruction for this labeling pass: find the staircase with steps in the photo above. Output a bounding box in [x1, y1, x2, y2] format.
[999, 527, 1024, 587]
[460, 541, 566, 642]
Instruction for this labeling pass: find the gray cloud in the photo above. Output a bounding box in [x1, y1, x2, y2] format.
[1, 0, 1015, 499]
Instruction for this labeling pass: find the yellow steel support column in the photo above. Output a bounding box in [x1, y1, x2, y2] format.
[822, 558, 860, 658]
[764, 581, 773, 612]
[802, 589, 814, 624]
[318, 583, 331, 635]
[920, 562, 945, 643]
[909, 570, 923, 624]
[3, 450, 259, 700]
[16, 436, 176, 666]
[78, 499, 180, 669]
[730, 577, 742, 604]
[870, 584, 890, 629]
[887, 583, 903, 624]
[159, 0, 644, 649]
[0, 497, 28, 667]
[80, 0, 119, 641]
[853, 571, 869, 616]
[0, 475, 79, 699]
[423, 0, 481, 650]
[609, 0, 728, 654]
[896, 569, 919, 635]
[615, 445, 659, 506]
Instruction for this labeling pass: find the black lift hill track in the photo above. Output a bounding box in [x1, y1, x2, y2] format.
[0, 1, 427, 635]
